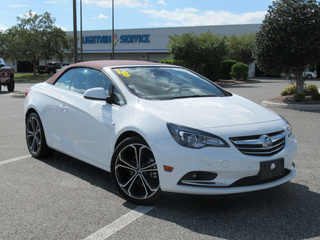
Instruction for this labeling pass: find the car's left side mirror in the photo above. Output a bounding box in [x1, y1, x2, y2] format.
[83, 87, 109, 101]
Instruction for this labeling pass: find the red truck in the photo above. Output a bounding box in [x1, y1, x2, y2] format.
[0, 58, 15, 92]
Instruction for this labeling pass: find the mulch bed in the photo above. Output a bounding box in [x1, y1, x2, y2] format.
[215, 79, 259, 86]
[268, 95, 320, 105]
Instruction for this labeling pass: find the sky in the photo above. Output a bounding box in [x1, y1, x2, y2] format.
[0, 0, 273, 32]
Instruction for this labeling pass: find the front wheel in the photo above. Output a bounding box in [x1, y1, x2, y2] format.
[26, 112, 54, 158]
[111, 137, 162, 205]
[8, 79, 15, 92]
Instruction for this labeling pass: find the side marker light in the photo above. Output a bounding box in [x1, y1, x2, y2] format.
[163, 165, 174, 172]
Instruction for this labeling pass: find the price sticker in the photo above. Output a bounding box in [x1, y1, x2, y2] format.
[115, 69, 131, 77]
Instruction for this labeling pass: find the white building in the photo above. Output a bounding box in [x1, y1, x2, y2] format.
[74, 24, 260, 62]
[15, 24, 261, 76]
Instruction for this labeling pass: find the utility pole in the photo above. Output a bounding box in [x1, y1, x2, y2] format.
[73, 0, 78, 63]
[112, 0, 114, 60]
[80, 0, 83, 62]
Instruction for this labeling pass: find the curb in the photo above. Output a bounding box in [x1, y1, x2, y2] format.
[262, 100, 320, 111]
[9, 92, 26, 98]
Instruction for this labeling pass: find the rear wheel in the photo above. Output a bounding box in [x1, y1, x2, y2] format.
[306, 74, 312, 80]
[111, 137, 161, 205]
[26, 112, 54, 158]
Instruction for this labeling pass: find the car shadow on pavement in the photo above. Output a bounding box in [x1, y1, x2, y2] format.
[38, 151, 118, 196]
[37, 151, 320, 239]
[146, 183, 320, 239]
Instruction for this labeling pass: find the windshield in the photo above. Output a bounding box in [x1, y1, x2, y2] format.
[112, 67, 227, 100]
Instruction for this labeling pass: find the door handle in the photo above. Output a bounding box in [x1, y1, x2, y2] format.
[59, 104, 68, 112]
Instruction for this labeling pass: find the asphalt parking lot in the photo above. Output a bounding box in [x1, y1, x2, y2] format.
[1, 79, 320, 240]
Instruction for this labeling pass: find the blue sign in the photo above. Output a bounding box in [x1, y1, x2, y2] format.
[120, 34, 150, 43]
[82, 34, 150, 45]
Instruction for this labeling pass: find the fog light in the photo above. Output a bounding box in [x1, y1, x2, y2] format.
[179, 171, 217, 181]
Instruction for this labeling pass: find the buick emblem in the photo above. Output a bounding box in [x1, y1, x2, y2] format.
[260, 135, 273, 148]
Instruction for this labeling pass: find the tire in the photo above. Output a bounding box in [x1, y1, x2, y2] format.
[7, 79, 14, 92]
[26, 112, 54, 158]
[306, 74, 312, 80]
[111, 137, 162, 205]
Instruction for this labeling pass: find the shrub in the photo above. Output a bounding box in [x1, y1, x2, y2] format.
[159, 58, 185, 67]
[280, 90, 289, 96]
[311, 91, 320, 100]
[281, 85, 297, 96]
[304, 84, 319, 96]
[293, 93, 305, 102]
[221, 59, 237, 79]
[230, 62, 248, 80]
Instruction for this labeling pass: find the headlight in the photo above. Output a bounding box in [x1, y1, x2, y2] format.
[167, 123, 229, 149]
[280, 116, 293, 138]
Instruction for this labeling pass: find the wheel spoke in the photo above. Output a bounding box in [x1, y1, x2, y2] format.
[128, 174, 148, 198]
[31, 118, 37, 132]
[118, 145, 139, 169]
[141, 162, 157, 171]
[32, 138, 38, 152]
[116, 163, 136, 172]
[27, 129, 34, 137]
[141, 172, 159, 192]
[118, 170, 137, 188]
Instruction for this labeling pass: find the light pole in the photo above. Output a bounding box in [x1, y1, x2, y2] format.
[73, 0, 77, 63]
[80, 0, 83, 61]
[112, 0, 114, 60]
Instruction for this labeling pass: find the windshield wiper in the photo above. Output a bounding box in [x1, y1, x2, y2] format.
[163, 95, 221, 100]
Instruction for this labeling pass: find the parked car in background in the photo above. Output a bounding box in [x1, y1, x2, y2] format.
[24, 60, 297, 205]
[303, 71, 317, 80]
[36, 62, 62, 74]
[0, 58, 15, 92]
[281, 71, 317, 80]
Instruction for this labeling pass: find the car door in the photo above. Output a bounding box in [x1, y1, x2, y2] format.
[59, 68, 115, 168]
[41, 68, 76, 150]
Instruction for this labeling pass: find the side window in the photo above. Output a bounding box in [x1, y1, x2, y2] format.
[84, 69, 111, 94]
[70, 68, 88, 94]
[69, 68, 112, 95]
[55, 69, 75, 90]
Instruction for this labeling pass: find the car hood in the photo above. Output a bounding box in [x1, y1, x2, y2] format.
[139, 95, 281, 129]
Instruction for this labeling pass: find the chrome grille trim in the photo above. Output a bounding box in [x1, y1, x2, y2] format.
[230, 131, 285, 156]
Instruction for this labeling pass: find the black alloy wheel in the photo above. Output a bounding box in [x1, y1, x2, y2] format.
[111, 137, 161, 205]
[26, 112, 54, 158]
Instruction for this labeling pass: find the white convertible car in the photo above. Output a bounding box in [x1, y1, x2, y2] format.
[24, 60, 297, 204]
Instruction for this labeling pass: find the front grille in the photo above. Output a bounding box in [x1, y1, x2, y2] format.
[230, 131, 285, 156]
[229, 169, 291, 187]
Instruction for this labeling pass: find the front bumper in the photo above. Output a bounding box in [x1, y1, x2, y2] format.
[151, 129, 297, 196]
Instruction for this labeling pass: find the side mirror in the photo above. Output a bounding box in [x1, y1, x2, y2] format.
[83, 87, 108, 101]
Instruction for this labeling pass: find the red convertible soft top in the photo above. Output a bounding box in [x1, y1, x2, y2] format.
[46, 60, 168, 85]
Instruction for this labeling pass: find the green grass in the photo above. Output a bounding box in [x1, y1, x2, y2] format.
[14, 73, 51, 82]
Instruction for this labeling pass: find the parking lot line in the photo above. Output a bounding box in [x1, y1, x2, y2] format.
[84, 205, 155, 240]
[0, 155, 31, 166]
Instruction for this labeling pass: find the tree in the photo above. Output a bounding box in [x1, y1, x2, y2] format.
[167, 32, 228, 80]
[227, 33, 256, 65]
[168, 32, 203, 72]
[254, 0, 320, 94]
[0, 10, 73, 75]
